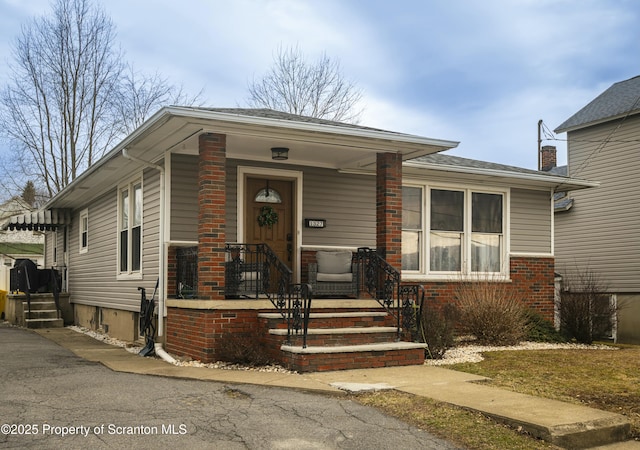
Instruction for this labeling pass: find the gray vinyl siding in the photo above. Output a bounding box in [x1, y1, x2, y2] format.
[302, 168, 376, 247]
[170, 154, 198, 242]
[510, 188, 552, 254]
[555, 116, 640, 292]
[224, 160, 376, 248]
[67, 168, 160, 311]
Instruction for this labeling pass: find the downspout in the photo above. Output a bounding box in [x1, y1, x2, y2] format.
[122, 148, 176, 364]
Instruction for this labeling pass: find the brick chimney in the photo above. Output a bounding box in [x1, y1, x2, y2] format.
[541, 145, 557, 171]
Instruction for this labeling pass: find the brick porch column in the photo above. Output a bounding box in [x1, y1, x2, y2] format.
[198, 133, 226, 300]
[376, 152, 402, 270]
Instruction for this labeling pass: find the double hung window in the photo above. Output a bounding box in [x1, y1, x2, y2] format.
[118, 180, 142, 275]
[79, 209, 89, 254]
[402, 185, 506, 277]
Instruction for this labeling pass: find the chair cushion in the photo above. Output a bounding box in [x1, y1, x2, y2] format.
[317, 272, 353, 282]
[316, 251, 352, 274]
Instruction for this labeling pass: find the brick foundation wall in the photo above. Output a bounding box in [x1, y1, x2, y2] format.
[415, 256, 555, 322]
[165, 307, 263, 363]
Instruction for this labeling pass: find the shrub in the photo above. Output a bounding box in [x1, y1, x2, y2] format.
[558, 266, 613, 344]
[216, 331, 272, 366]
[524, 310, 565, 343]
[419, 302, 456, 359]
[454, 276, 527, 346]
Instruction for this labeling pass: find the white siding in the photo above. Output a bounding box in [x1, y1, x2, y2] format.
[511, 188, 552, 254]
[555, 115, 640, 291]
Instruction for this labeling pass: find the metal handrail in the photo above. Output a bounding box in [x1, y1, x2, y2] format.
[356, 247, 424, 340]
[224, 243, 311, 347]
[286, 283, 312, 348]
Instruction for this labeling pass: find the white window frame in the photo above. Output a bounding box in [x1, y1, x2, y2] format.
[402, 181, 509, 280]
[79, 209, 89, 254]
[117, 176, 143, 279]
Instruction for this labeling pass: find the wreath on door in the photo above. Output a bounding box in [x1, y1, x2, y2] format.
[257, 205, 279, 228]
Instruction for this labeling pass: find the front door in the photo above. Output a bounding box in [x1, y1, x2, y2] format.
[245, 177, 294, 268]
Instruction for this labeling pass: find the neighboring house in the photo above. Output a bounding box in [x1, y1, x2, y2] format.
[2, 107, 592, 370]
[554, 75, 640, 344]
[0, 197, 44, 291]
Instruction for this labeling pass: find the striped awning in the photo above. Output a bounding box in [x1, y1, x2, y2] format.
[1, 209, 71, 231]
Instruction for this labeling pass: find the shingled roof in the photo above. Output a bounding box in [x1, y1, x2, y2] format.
[555, 75, 640, 133]
[190, 107, 394, 133]
[411, 153, 548, 176]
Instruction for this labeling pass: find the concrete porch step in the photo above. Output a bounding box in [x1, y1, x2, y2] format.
[280, 342, 426, 372]
[270, 326, 399, 346]
[22, 301, 58, 310]
[23, 309, 59, 319]
[25, 318, 64, 329]
[259, 311, 392, 329]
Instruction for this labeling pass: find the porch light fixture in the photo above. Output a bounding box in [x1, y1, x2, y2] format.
[271, 147, 289, 161]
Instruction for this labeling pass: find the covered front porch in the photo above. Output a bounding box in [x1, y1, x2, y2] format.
[157, 109, 458, 370]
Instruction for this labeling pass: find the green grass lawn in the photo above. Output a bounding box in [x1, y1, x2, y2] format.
[353, 344, 640, 450]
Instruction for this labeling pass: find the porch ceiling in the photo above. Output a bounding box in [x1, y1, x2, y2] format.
[131, 110, 459, 171]
[45, 108, 459, 209]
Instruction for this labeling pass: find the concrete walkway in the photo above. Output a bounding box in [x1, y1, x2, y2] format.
[34, 327, 638, 450]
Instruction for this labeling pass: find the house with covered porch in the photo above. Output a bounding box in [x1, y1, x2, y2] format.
[3, 107, 594, 371]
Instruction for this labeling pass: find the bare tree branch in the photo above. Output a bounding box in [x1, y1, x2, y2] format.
[0, 0, 204, 202]
[247, 45, 363, 123]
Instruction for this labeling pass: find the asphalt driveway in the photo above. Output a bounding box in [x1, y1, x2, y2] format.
[0, 323, 461, 449]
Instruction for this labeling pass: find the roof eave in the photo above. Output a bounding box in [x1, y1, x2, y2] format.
[166, 106, 461, 150]
[555, 109, 640, 134]
[403, 160, 599, 191]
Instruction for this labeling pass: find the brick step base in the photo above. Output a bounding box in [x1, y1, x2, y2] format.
[259, 311, 393, 329]
[280, 342, 426, 372]
[269, 326, 398, 346]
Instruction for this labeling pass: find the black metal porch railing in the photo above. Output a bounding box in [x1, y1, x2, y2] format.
[224, 243, 312, 348]
[175, 243, 312, 347]
[356, 247, 424, 340]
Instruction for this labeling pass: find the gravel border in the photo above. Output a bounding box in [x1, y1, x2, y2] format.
[68, 325, 616, 371]
[425, 341, 617, 365]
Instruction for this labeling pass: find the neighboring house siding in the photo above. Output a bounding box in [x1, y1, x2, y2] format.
[555, 116, 640, 291]
[68, 168, 161, 311]
[510, 188, 552, 254]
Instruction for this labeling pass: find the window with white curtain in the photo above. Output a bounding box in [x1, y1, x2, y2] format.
[402, 184, 506, 277]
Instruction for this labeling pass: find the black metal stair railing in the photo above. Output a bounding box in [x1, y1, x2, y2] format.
[356, 247, 424, 340]
[285, 283, 312, 348]
[224, 243, 311, 348]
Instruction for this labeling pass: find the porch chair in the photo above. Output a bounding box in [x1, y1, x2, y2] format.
[308, 250, 358, 297]
[224, 261, 267, 298]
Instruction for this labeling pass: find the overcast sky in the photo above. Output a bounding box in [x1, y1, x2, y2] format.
[1, 0, 639, 170]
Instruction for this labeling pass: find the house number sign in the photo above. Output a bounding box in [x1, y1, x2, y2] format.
[304, 219, 326, 228]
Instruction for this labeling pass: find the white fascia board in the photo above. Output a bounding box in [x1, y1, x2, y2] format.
[165, 106, 460, 150]
[43, 109, 175, 209]
[403, 160, 599, 191]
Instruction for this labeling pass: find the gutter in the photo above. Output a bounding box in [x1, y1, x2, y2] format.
[403, 160, 599, 191]
[121, 148, 175, 364]
[163, 106, 461, 149]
